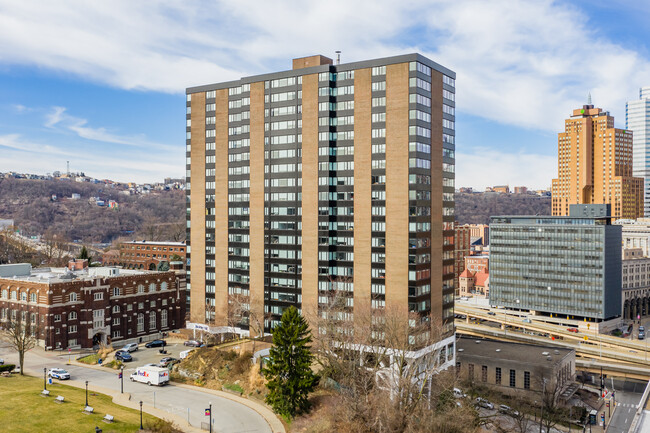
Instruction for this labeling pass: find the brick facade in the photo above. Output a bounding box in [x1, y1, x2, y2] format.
[104, 241, 187, 271]
[0, 267, 186, 349]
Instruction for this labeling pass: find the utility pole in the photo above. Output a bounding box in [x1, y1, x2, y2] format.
[539, 378, 547, 433]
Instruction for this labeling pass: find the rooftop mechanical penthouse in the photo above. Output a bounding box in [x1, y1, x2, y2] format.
[186, 54, 456, 353]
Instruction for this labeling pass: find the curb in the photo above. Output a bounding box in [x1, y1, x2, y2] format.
[173, 382, 285, 433]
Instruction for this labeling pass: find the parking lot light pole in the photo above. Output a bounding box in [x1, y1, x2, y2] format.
[43, 368, 47, 391]
[120, 365, 124, 394]
[139, 401, 143, 430]
[85, 380, 89, 407]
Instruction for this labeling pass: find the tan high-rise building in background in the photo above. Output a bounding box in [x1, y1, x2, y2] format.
[552, 104, 643, 219]
[185, 54, 456, 359]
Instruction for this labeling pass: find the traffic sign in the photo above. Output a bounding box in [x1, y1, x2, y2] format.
[118, 372, 122, 379]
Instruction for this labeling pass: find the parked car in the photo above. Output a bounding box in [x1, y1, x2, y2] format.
[159, 357, 180, 368]
[115, 350, 133, 362]
[122, 343, 139, 352]
[639, 332, 646, 340]
[145, 339, 166, 348]
[640, 326, 646, 333]
[0, 358, 4, 365]
[499, 405, 519, 416]
[487, 311, 496, 316]
[522, 318, 532, 323]
[47, 368, 71, 380]
[475, 397, 494, 410]
[183, 340, 202, 347]
[567, 328, 579, 333]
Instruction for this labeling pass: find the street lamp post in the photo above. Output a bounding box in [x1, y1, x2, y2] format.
[43, 368, 47, 391]
[85, 380, 89, 407]
[120, 366, 124, 394]
[209, 402, 212, 433]
[139, 401, 143, 430]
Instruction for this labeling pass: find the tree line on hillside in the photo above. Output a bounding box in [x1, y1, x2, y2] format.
[0, 178, 185, 244]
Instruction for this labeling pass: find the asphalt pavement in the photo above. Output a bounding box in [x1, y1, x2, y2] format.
[608, 389, 645, 433]
[0, 342, 273, 433]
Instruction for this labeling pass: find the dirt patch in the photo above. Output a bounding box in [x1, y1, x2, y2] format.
[171, 346, 268, 398]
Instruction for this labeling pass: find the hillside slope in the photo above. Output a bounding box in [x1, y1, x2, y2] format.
[0, 178, 184, 243]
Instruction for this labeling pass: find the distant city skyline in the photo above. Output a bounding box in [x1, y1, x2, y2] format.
[1, 1, 650, 186]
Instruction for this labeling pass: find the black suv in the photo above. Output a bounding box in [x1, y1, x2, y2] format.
[145, 339, 167, 348]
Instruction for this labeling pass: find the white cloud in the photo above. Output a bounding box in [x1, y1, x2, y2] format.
[0, 0, 649, 185]
[44, 106, 177, 151]
[0, 0, 646, 132]
[0, 133, 183, 183]
[456, 147, 556, 191]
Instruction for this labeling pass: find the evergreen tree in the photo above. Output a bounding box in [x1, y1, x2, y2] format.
[78, 246, 92, 264]
[262, 306, 319, 419]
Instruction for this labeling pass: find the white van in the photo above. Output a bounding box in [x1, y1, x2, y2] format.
[130, 366, 170, 386]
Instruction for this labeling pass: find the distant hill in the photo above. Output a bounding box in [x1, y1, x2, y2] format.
[0, 178, 185, 244]
[455, 192, 551, 225]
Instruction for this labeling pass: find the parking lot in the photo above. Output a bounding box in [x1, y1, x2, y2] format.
[112, 339, 194, 368]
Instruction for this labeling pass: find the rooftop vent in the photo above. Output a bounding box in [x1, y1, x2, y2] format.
[475, 340, 481, 344]
[458, 348, 464, 352]
[554, 350, 560, 355]
[495, 349, 501, 352]
[542, 351, 549, 356]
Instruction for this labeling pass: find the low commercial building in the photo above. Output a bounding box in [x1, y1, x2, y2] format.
[457, 339, 576, 402]
[619, 218, 650, 258]
[458, 269, 489, 298]
[622, 248, 650, 320]
[489, 204, 622, 322]
[0, 261, 186, 349]
[104, 241, 187, 270]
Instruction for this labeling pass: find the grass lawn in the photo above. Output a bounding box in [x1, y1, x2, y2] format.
[0, 374, 158, 432]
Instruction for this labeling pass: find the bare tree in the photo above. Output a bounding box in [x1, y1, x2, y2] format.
[0, 313, 40, 375]
[310, 289, 476, 433]
[534, 369, 568, 433]
[40, 229, 70, 266]
[227, 290, 270, 354]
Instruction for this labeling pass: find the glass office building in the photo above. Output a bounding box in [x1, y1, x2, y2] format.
[489, 205, 621, 321]
[627, 87, 650, 217]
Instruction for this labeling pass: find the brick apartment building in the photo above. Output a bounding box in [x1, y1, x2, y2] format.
[0, 261, 186, 349]
[104, 241, 187, 271]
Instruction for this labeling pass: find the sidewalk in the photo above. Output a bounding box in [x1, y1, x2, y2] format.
[31, 346, 285, 433]
[22, 363, 204, 433]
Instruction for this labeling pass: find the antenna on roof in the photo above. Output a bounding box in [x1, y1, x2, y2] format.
[335, 51, 341, 65]
[587, 92, 592, 105]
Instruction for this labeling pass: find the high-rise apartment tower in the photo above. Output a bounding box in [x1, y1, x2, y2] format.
[551, 104, 643, 219]
[627, 87, 650, 217]
[185, 54, 456, 345]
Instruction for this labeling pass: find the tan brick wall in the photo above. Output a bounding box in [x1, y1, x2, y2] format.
[249, 81, 266, 336]
[214, 89, 229, 325]
[189, 92, 206, 323]
[385, 63, 410, 320]
[301, 74, 320, 322]
[353, 68, 372, 322]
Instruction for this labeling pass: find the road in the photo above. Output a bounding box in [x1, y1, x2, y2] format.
[0, 343, 273, 433]
[607, 387, 645, 433]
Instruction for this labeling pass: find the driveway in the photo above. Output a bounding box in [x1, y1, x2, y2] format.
[0, 343, 274, 433]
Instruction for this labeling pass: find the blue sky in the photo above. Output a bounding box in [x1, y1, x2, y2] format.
[0, 0, 649, 188]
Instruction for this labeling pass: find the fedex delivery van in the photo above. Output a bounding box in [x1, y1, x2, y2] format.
[130, 365, 170, 386]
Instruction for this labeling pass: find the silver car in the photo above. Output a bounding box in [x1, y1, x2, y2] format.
[123, 343, 139, 352]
